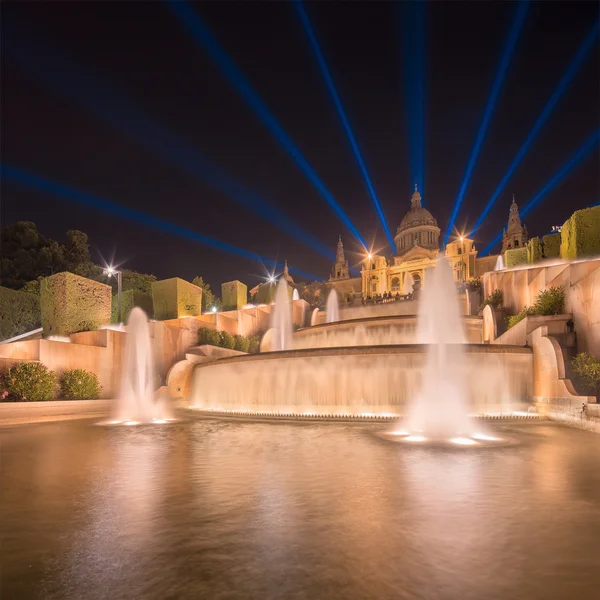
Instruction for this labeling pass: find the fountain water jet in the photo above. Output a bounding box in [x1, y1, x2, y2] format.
[269, 279, 293, 351]
[310, 308, 320, 327]
[326, 289, 340, 323]
[495, 255, 505, 270]
[402, 272, 415, 295]
[111, 307, 170, 424]
[392, 258, 495, 444]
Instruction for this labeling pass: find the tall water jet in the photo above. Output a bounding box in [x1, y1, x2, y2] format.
[326, 289, 340, 323]
[395, 258, 478, 441]
[495, 255, 505, 270]
[270, 279, 293, 351]
[292, 288, 300, 301]
[114, 307, 168, 423]
[402, 272, 415, 295]
[310, 308, 320, 326]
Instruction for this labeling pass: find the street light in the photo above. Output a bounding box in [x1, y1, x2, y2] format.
[104, 265, 122, 323]
[366, 253, 373, 300]
[458, 235, 466, 284]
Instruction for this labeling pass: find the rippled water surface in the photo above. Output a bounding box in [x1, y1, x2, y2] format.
[2, 418, 600, 600]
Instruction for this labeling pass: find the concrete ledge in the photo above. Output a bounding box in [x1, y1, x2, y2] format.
[0, 399, 111, 425]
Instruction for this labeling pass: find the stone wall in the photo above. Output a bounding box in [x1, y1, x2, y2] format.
[483, 258, 600, 356]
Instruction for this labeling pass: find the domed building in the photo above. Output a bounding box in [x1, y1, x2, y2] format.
[328, 185, 503, 302]
[394, 185, 440, 256]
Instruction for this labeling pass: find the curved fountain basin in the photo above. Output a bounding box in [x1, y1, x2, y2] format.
[294, 315, 484, 349]
[189, 344, 532, 418]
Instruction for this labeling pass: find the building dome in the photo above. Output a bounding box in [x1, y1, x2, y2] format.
[397, 187, 438, 232]
[394, 185, 441, 256]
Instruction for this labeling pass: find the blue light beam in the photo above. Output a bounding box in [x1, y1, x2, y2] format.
[444, 0, 529, 244]
[480, 129, 600, 255]
[3, 21, 334, 263]
[401, 0, 426, 201]
[295, 0, 395, 250]
[0, 164, 322, 282]
[165, 0, 368, 249]
[472, 22, 600, 235]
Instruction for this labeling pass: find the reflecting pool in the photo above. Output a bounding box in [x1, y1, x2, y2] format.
[2, 419, 600, 600]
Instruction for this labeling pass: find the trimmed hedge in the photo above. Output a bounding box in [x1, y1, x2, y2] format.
[197, 327, 259, 354]
[504, 248, 527, 268]
[222, 280, 248, 311]
[60, 369, 102, 399]
[40, 272, 111, 337]
[526, 237, 543, 264]
[542, 233, 561, 259]
[0, 286, 41, 341]
[560, 206, 600, 260]
[1, 362, 57, 401]
[111, 289, 153, 323]
[152, 278, 203, 320]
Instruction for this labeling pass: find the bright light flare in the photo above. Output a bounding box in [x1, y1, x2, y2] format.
[405, 435, 427, 442]
[124, 420, 140, 426]
[472, 433, 500, 441]
[450, 437, 478, 446]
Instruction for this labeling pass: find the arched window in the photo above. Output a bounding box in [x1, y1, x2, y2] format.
[507, 243, 512, 249]
[514, 239, 519, 247]
[337, 271, 340, 277]
[391, 277, 400, 291]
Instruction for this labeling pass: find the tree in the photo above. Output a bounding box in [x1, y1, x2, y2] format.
[121, 270, 157, 295]
[192, 276, 217, 312]
[1, 222, 67, 288]
[302, 281, 328, 306]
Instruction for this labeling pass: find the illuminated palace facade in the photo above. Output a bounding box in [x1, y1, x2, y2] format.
[329, 186, 525, 301]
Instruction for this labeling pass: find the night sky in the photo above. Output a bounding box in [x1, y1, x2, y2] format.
[2, 1, 599, 290]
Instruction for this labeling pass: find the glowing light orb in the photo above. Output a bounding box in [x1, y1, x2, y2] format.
[405, 435, 426, 442]
[450, 437, 477, 446]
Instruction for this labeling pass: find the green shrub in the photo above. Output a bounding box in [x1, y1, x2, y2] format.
[198, 327, 220, 346]
[248, 335, 261, 354]
[506, 286, 565, 328]
[507, 306, 535, 329]
[571, 353, 600, 394]
[467, 278, 482, 293]
[1, 362, 57, 401]
[233, 334, 250, 353]
[60, 369, 102, 400]
[526, 237, 543, 264]
[0, 286, 41, 341]
[534, 286, 565, 316]
[479, 289, 503, 313]
[560, 206, 600, 260]
[542, 233, 561, 259]
[219, 331, 235, 350]
[504, 247, 528, 268]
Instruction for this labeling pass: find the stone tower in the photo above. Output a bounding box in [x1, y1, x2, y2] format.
[501, 195, 528, 252]
[330, 235, 350, 280]
[282, 260, 294, 283]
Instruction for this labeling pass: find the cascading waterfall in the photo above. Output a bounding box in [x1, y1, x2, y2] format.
[326, 289, 340, 323]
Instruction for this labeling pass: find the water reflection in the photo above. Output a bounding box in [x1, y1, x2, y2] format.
[1, 420, 600, 599]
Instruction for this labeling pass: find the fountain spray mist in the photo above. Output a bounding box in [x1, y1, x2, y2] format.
[326, 289, 340, 323]
[270, 279, 293, 351]
[399, 258, 476, 439]
[114, 307, 169, 423]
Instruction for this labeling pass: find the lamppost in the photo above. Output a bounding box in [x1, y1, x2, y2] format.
[366, 253, 372, 300]
[104, 265, 122, 323]
[459, 235, 466, 285]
